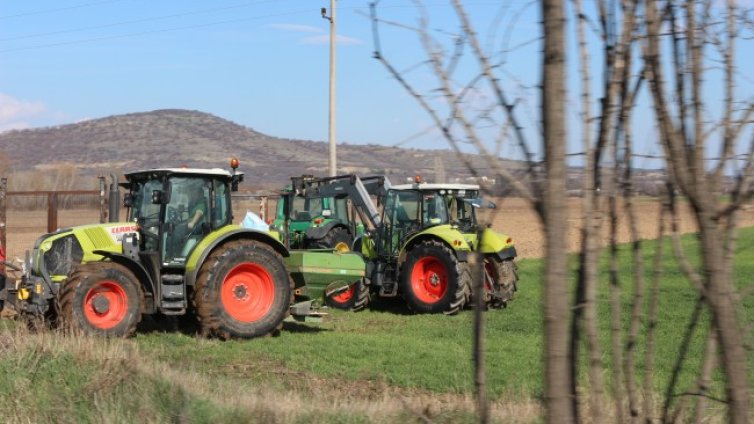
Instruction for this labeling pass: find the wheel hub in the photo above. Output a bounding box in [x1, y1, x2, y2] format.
[233, 284, 249, 301]
[429, 273, 440, 287]
[92, 294, 110, 314]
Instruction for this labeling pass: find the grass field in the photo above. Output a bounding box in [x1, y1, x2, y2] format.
[1, 227, 752, 423]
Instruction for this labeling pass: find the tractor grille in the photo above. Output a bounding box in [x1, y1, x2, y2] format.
[43, 235, 83, 277]
[83, 227, 115, 249]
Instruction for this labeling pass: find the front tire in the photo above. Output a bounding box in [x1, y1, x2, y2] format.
[194, 240, 292, 339]
[59, 262, 143, 337]
[325, 278, 370, 311]
[401, 240, 471, 314]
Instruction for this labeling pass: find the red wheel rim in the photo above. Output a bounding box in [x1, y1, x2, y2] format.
[330, 284, 355, 304]
[83, 281, 129, 329]
[221, 263, 275, 323]
[484, 260, 495, 292]
[410, 256, 448, 304]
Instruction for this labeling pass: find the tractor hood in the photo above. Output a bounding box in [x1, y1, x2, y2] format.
[30, 222, 137, 281]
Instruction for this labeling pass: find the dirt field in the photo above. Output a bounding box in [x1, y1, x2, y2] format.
[487, 197, 754, 258]
[4, 197, 754, 262]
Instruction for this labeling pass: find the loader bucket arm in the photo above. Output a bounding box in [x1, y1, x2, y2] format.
[291, 174, 391, 231]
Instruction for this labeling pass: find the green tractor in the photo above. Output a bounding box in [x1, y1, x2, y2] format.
[271, 175, 387, 251]
[272, 179, 353, 250]
[293, 175, 518, 314]
[1, 162, 366, 337]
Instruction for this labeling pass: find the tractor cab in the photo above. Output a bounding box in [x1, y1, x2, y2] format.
[387, 182, 494, 233]
[123, 168, 241, 267]
[272, 187, 352, 249]
[379, 188, 450, 256]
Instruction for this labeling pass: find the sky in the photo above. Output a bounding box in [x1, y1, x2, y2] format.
[0, 0, 523, 152]
[0, 1, 752, 169]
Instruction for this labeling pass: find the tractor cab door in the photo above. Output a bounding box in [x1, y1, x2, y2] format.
[447, 193, 478, 232]
[379, 189, 422, 257]
[162, 177, 215, 266]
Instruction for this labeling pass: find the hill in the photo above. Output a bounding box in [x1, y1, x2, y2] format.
[0, 109, 520, 191]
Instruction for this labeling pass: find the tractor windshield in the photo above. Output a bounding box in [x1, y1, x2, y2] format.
[128, 178, 163, 222]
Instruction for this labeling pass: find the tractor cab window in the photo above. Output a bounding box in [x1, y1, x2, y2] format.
[384, 190, 421, 229]
[333, 197, 349, 220]
[382, 190, 421, 255]
[290, 197, 323, 221]
[129, 178, 163, 252]
[423, 193, 449, 226]
[129, 179, 163, 222]
[212, 178, 230, 228]
[163, 177, 212, 266]
[447, 193, 478, 231]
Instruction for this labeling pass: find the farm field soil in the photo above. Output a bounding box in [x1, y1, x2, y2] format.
[4, 197, 754, 260]
[485, 197, 754, 258]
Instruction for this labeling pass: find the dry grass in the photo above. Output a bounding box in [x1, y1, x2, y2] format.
[0, 322, 732, 423]
[0, 323, 542, 423]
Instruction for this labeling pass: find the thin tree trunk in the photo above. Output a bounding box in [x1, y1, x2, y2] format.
[697, 220, 750, 424]
[693, 331, 718, 423]
[571, 0, 604, 418]
[542, 0, 573, 421]
[643, 196, 667, 424]
[471, 249, 489, 424]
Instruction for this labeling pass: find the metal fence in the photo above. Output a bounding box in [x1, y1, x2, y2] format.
[0, 176, 279, 263]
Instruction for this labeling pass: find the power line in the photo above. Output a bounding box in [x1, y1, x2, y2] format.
[0, 0, 130, 20]
[0, 7, 315, 53]
[0, 0, 279, 42]
[0, 1, 511, 54]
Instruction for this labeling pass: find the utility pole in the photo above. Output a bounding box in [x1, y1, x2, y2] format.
[321, 1, 337, 176]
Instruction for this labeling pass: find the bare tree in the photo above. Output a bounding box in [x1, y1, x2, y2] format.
[369, 0, 752, 422]
[643, 0, 753, 421]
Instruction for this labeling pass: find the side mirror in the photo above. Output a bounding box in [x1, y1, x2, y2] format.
[152, 190, 164, 204]
[123, 193, 133, 208]
[231, 174, 244, 192]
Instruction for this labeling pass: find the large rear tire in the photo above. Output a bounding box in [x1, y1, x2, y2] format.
[59, 262, 143, 337]
[310, 226, 352, 251]
[401, 240, 471, 314]
[483, 257, 518, 309]
[194, 240, 292, 339]
[325, 278, 370, 311]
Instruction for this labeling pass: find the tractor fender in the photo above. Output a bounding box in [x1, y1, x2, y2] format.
[92, 250, 157, 313]
[304, 221, 347, 241]
[477, 228, 516, 256]
[184, 228, 290, 287]
[398, 226, 471, 264]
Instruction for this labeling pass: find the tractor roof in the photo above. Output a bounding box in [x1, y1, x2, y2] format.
[124, 168, 238, 180]
[390, 183, 480, 191]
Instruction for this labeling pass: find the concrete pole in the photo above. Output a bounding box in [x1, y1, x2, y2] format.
[328, 0, 337, 177]
[0, 178, 6, 272]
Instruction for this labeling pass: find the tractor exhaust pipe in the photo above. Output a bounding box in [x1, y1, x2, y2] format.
[108, 174, 120, 223]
